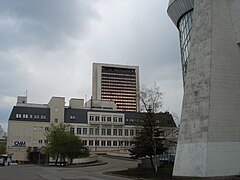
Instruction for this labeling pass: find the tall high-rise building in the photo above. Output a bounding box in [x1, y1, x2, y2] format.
[168, 0, 240, 178]
[92, 63, 140, 112]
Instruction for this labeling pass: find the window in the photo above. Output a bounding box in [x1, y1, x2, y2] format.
[45, 127, 49, 131]
[130, 129, 134, 136]
[95, 128, 99, 135]
[39, 127, 43, 131]
[118, 117, 123, 122]
[70, 127, 75, 134]
[118, 129, 123, 136]
[101, 129, 106, 135]
[113, 141, 117, 146]
[102, 116, 106, 122]
[77, 128, 81, 135]
[107, 141, 111, 146]
[83, 140, 87, 146]
[23, 114, 28, 119]
[44, 140, 48, 144]
[83, 128, 87, 135]
[41, 115, 46, 119]
[95, 140, 99, 146]
[89, 140, 94, 146]
[16, 114, 21, 119]
[54, 118, 58, 123]
[89, 128, 94, 135]
[95, 116, 100, 121]
[125, 129, 129, 136]
[125, 141, 129, 147]
[107, 129, 111, 136]
[34, 115, 39, 119]
[90, 116, 94, 121]
[70, 115, 75, 120]
[107, 117, 111, 122]
[30, 114, 33, 118]
[113, 129, 117, 136]
[113, 117, 117, 122]
[136, 130, 140, 136]
[119, 141, 123, 146]
[101, 140, 106, 146]
[39, 140, 43, 144]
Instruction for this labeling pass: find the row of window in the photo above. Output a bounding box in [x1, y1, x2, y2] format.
[101, 76, 136, 82]
[102, 72, 136, 77]
[16, 113, 47, 120]
[102, 79, 136, 88]
[83, 140, 133, 147]
[33, 126, 49, 131]
[33, 139, 48, 144]
[89, 115, 123, 123]
[70, 127, 138, 136]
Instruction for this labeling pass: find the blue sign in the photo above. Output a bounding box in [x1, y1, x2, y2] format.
[13, 141, 26, 147]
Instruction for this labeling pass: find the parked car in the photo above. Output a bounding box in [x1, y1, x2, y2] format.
[0, 156, 5, 166]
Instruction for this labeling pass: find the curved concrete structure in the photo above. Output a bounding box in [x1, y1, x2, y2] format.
[168, 0, 240, 178]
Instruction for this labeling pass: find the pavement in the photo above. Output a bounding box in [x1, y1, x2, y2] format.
[0, 155, 138, 180]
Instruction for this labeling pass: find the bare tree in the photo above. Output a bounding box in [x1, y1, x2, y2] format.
[131, 82, 166, 173]
[140, 82, 163, 113]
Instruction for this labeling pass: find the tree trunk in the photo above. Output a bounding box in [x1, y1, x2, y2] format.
[150, 155, 154, 169]
[55, 154, 59, 166]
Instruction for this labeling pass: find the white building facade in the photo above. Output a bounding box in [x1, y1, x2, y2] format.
[7, 96, 176, 162]
[168, 0, 240, 178]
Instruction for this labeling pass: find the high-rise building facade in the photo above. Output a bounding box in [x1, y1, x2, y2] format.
[92, 63, 140, 112]
[168, 0, 240, 178]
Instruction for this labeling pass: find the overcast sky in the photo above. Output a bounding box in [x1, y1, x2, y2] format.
[0, 0, 183, 131]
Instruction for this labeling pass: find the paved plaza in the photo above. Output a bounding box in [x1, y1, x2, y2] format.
[0, 156, 138, 180]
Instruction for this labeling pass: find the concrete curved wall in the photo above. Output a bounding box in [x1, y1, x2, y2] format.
[167, 0, 194, 27]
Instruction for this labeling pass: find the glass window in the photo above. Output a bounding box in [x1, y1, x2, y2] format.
[178, 10, 193, 83]
[113, 117, 117, 122]
[89, 128, 94, 135]
[130, 129, 134, 136]
[113, 141, 117, 146]
[70, 127, 75, 134]
[118, 117, 123, 122]
[101, 140, 106, 146]
[102, 116, 106, 122]
[39, 140, 43, 144]
[83, 140, 87, 146]
[95, 128, 99, 135]
[125, 141, 129, 147]
[70, 115, 75, 120]
[83, 128, 87, 135]
[77, 128, 81, 135]
[107, 141, 111, 146]
[125, 129, 129, 136]
[113, 129, 117, 136]
[90, 116, 94, 121]
[89, 140, 93, 146]
[101, 129, 106, 135]
[107, 117, 111, 122]
[107, 129, 111, 136]
[118, 129, 123, 136]
[95, 140, 99, 146]
[95, 116, 100, 121]
[45, 127, 49, 131]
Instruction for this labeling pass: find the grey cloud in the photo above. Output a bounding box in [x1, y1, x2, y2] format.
[0, 0, 99, 50]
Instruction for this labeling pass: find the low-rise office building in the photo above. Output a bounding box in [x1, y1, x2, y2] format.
[7, 96, 177, 162]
